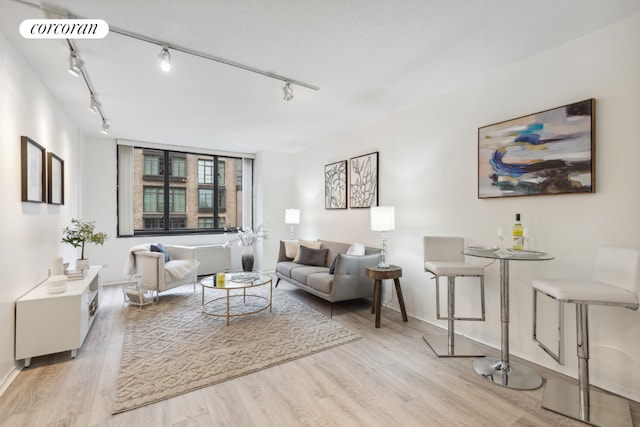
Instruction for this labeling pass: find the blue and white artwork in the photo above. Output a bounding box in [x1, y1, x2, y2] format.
[478, 99, 595, 199]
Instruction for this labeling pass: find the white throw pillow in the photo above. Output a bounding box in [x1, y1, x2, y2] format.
[346, 242, 365, 256]
[293, 240, 323, 262]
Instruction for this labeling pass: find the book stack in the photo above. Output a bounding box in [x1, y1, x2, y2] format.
[64, 269, 85, 281]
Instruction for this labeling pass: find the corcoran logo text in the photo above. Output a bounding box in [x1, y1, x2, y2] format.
[19, 19, 109, 39]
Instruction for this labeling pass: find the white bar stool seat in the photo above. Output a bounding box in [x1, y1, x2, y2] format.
[423, 236, 485, 357]
[532, 246, 639, 427]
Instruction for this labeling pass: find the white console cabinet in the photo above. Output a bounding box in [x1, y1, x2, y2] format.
[16, 265, 102, 367]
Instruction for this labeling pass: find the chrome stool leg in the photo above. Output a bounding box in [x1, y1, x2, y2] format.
[423, 275, 485, 357]
[539, 302, 633, 426]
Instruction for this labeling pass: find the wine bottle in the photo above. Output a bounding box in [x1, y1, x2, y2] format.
[512, 213, 524, 250]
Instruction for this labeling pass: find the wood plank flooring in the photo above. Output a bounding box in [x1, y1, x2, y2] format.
[0, 282, 638, 426]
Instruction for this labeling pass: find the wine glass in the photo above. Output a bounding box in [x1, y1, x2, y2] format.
[497, 227, 506, 253]
[524, 228, 532, 250]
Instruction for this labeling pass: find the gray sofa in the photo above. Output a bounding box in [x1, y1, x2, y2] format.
[275, 240, 381, 314]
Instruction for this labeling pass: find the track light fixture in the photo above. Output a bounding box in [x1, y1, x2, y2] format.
[283, 82, 293, 101]
[68, 52, 83, 77]
[89, 94, 101, 113]
[158, 46, 172, 72]
[101, 120, 110, 134]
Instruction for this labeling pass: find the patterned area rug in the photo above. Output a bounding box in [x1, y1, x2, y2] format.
[113, 284, 360, 414]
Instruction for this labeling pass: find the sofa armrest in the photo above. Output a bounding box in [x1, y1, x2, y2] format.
[165, 244, 196, 260]
[333, 253, 380, 275]
[133, 251, 165, 290]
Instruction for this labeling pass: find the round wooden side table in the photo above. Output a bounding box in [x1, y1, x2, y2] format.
[365, 265, 408, 328]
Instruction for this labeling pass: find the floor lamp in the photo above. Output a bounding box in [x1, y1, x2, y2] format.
[371, 206, 395, 268]
[285, 209, 300, 240]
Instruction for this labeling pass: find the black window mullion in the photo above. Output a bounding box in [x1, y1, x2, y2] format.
[163, 151, 170, 230]
[213, 155, 219, 228]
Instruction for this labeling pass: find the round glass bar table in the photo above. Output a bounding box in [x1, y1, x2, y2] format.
[463, 247, 554, 390]
[200, 273, 272, 326]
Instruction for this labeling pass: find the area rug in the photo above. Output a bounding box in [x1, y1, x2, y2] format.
[113, 285, 360, 414]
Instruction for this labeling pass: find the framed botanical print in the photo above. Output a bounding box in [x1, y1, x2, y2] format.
[349, 151, 378, 208]
[325, 160, 347, 209]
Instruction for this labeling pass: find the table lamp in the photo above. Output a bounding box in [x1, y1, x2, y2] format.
[370, 206, 395, 268]
[284, 208, 300, 240]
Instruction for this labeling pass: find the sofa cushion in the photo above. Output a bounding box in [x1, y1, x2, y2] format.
[306, 272, 334, 294]
[291, 266, 329, 284]
[276, 261, 298, 278]
[151, 243, 170, 262]
[296, 246, 329, 267]
[293, 240, 323, 262]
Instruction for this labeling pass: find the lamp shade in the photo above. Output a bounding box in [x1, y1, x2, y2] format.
[285, 208, 300, 225]
[370, 206, 395, 231]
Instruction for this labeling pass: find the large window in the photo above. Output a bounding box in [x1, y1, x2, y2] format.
[117, 143, 252, 236]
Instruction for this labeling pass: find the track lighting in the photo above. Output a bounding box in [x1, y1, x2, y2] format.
[68, 52, 83, 76]
[283, 82, 293, 101]
[158, 46, 172, 72]
[101, 120, 110, 134]
[89, 95, 101, 113]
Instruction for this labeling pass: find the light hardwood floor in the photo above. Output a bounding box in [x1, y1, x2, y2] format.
[1, 282, 638, 427]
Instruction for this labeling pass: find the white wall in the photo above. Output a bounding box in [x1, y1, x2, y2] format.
[276, 15, 640, 401]
[0, 33, 82, 392]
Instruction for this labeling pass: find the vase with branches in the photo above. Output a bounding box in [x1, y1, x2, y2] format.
[226, 224, 268, 272]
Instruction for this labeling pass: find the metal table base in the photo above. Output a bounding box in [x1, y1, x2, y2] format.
[461, 251, 554, 391]
[473, 357, 543, 390]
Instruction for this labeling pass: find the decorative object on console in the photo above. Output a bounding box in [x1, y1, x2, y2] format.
[47, 152, 64, 205]
[61, 218, 109, 271]
[350, 151, 378, 208]
[370, 206, 395, 268]
[46, 275, 68, 294]
[49, 256, 64, 276]
[229, 224, 268, 272]
[284, 208, 300, 240]
[325, 160, 347, 209]
[478, 98, 595, 199]
[21, 136, 46, 203]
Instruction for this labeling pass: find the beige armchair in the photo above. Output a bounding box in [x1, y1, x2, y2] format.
[126, 244, 200, 302]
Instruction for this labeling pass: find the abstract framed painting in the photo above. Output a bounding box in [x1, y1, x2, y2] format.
[478, 99, 595, 199]
[21, 136, 46, 203]
[325, 160, 347, 209]
[47, 152, 64, 205]
[349, 151, 378, 208]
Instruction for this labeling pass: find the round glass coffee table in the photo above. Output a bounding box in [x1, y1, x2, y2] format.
[200, 273, 272, 326]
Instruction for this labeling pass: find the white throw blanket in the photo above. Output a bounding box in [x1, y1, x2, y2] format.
[124, 244, 151, 275]
[164, 259, 200, 281]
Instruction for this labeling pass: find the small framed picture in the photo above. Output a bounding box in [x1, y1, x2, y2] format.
[47, 152, 64, 205]
[21, 136, 46, 203]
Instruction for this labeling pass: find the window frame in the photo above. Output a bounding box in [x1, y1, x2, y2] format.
[117, 141, 253, 237]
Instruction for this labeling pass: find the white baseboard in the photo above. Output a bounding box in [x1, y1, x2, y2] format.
[0, 365, 21, 398]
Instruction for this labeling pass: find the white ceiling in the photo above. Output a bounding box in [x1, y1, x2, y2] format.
[1, 0, 638, 153]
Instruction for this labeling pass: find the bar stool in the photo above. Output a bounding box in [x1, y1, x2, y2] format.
[423, 236, 485, 357]
[532, 246, 640, 426]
